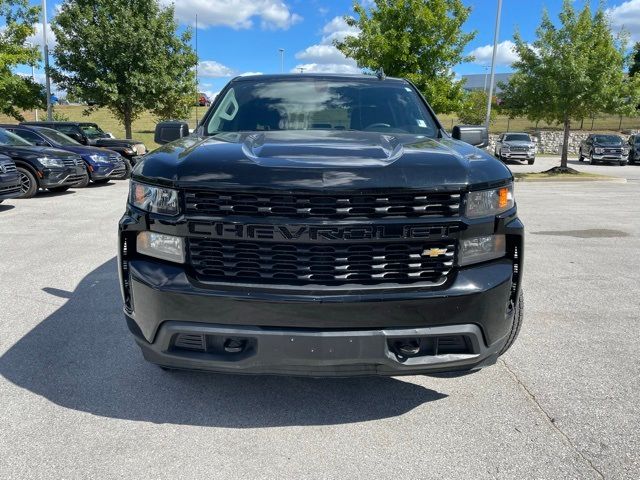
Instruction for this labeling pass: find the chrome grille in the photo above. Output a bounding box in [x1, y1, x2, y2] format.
[185, 191, 461, 219]
[188, 239, 455, 286]
[62, 156, 84, 167]
[0, 161, 17, 173]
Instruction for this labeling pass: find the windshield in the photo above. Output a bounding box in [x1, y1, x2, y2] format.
[504, 134, 531, 142]
[206, 78, 438, 136]
[0, 128, 34, 146]
[38, 128, 81, 146]
[80, 124, 106, 138]
[594, 135, 621, 144]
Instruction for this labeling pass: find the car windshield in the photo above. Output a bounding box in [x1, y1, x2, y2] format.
[38, 128, 81, 146]
[504, 134, 530, 142]
[594, 135, 621, 144]
[0, 128, 34, 146]
[80, 124, 105, 138]
[205, 78, 439, 136]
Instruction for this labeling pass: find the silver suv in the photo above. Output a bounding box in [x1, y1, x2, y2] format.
[495, 132, 536, 165]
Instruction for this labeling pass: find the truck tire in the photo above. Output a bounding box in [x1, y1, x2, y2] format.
[619, 161, 626, 166]
[527, 159, 534, 165]
[16, 167, 38, 199]
[589, 153, 596, 165]
[499, 290, 524, 356]
[48, 186, 70, 193]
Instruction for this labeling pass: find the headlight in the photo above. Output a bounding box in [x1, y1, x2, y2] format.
[89, 154, 112, 164]
[37, 156, 64, 168]
[129, 181, 179, 215]
[459, 235, 506, 266]
[137, 231, 184, 263]
[623, 147, 630, 155]
[501, 145, 510, 151]
[465, 184, 515, 218]
[594, 147, 603, 154]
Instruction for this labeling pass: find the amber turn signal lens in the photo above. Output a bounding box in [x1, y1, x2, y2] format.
[498, 187, 509, 209]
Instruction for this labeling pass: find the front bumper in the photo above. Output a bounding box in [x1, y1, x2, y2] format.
[501, 151, 535, 160]
[41, 165, 87, 187]
[0, 172, 21, 200]
[90, 163, 126, 180]
[592, 154, 625, 162]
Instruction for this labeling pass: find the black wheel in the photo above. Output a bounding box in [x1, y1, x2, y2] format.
[16, 167, 38, 199]
[578, 153, 584, 162]
[527, 159, 534, 165]
[74, 174, 90, 188]
[619, 161, 626, 166]
[114, 159, 132, 180]
[499, 290, 524, 356]
[589, 153, 596, 165]
[48, 186, 70, 193]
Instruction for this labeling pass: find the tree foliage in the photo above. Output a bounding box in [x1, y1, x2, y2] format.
[629, 42, 640, 77]
[457, 90, 495, 125]
[0, 0, 46, 119]
[335, 0, 475, 114]
[500, 0, 639, 168]
[51, 0, 197, 138]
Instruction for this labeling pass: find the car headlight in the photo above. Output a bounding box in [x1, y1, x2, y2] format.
[594, 147, 603, 154]
[129, 181, 179, 215]
[37, 156, 64, 168]
[459, 235, 506, 266]
[466, 184, 515, 218]
[623, 147, 630, 155]
[89, 154, 112, 164]
[137, 231, 184, 263]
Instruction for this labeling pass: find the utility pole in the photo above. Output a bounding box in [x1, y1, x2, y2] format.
[279, 48, 284, 73]
[42, 0, 52, 120]
[483, 65, 490, 92]
[25, 42, 38, 120]
[195, 14, 199, 126]
[485, 0, 503, 128]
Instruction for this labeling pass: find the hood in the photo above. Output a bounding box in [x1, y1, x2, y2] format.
[94, 138, 141, 147]
[0, 144, 80, 160]
[593, 140, 623, 146]
[133, 130, 512, 191]
[56, 145, 115, 157]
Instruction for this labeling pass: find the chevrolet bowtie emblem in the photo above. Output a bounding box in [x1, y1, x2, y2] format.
[422, 247, 448, 258]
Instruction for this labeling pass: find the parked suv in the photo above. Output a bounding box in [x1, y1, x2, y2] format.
[0, 127, 87, 198]
[21, 121, 147, 163]
[119, 74, 524, 377]
[0, 154, 21, 204]
[494, 132, 536, 164]
[579, 134, 627, 165]
[2, 124, 130, 185]
[626, 134, 640, 165]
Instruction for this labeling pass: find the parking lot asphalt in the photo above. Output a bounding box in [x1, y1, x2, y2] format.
[0, 156, 638, 479]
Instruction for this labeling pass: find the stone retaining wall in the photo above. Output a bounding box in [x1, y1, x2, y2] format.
[486, 130, 639, 155]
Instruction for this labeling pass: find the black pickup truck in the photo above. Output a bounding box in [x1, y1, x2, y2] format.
[119, 74, 524, 376]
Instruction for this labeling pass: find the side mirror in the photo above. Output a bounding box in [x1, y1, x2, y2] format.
[155, 121, 190, 145]
[452, 125, 489, 148]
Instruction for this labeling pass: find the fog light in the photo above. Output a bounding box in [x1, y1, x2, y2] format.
[137, 231, 185, 263]
[459, 234, 505, 266]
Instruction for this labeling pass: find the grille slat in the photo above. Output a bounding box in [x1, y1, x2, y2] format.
[0, 161, 17, 173]
[188, 239, 454, 285]
[186, 191, 461, 219]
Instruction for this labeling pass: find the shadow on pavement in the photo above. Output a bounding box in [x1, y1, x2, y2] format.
[0, 258, 446, 428]
[0, 203, 15, 212]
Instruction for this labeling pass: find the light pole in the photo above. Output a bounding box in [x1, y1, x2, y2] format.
[25, 42, 38, 121]
[483, 65, 490, 92]
[279, 48, 284, 73]
[485, 0, 503, 128]
[42, 0, 53, 120]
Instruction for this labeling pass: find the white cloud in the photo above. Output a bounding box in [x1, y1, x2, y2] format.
[238, 71, 263, 76]
[468, 40, 519, 66]
[23, 22, 56, 49]
[292, 16, 360, 74]
[198, 60, 236, 77]
[607, 0, 640, 40]
[161, 0, 302, 30]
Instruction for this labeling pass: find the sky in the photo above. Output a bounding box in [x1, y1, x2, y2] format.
[12, 0, 640, 98]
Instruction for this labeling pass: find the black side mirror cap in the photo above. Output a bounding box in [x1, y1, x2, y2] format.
[452, 125, 489, 148]
[155, 121, 190, 145]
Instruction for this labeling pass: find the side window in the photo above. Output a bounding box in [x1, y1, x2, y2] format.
[57, 125, 79, 135]
[13, 129, 46, 145]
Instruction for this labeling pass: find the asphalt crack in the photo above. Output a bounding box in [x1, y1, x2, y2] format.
[499, 359, 605, 479]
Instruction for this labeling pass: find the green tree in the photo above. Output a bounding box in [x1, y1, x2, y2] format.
[0, 0, 46, 119]
[629, 42, 640, 77]
[335, 0, 475, 114]
[501, 0, 639, 169]
[51, 0, 197, 138]
[457, 90, 495, 125]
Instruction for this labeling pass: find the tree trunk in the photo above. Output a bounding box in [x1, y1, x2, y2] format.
[124, 108, 133, 139]
[561, 114, 570, 169]
[580, 118, 584, 130]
